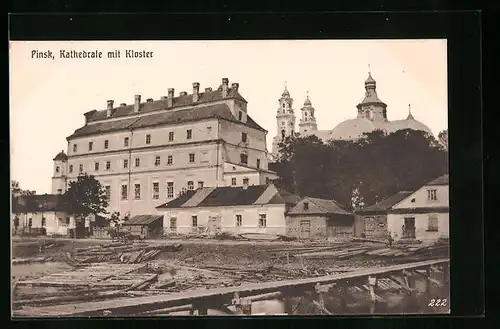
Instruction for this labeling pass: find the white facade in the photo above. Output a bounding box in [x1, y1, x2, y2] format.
[161, 204, 287, 236]
[13, 212, 75, 236]
[387, 177, 449, 242]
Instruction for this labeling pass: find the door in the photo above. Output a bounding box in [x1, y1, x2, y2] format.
[403, 217, 416, 239]
[170, 218, 177, 233]
[299, 220, 311, 239]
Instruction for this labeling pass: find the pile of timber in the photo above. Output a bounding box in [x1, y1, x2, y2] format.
[70, 242, 183, 264]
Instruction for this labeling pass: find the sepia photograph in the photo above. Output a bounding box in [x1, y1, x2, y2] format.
[10, 39, 450, 317]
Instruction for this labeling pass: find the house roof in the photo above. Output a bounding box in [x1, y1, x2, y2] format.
[53, 150, 68, 161]
[156, 184, 298, 209]
[355, 191, 413, 214]
[288, 197, 352, 216]
[426, 174, 449, 186]
[122, 214, 163, 226]
[68, 103, 265, 139]
[12, 194, 68, 213]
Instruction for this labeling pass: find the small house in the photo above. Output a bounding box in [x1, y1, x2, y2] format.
[156, 183, 299, 236]
[286, 197, 354, 240]
[354, 191, 413, 239]
[387, 174, 449, 242]
[121, 214, 164, 238]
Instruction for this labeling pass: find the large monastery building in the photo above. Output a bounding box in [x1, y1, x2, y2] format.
[51, 78, 278, 217]
[271, 72, 433, 158]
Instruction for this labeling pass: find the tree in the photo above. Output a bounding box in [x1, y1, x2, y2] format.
[63, 173, 109, 226]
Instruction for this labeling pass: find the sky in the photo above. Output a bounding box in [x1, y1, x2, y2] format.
[9, 40, 448, 194]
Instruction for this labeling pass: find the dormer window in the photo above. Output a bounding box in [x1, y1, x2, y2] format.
[303, 202, 309, 211]
[238, 111, 243, 121]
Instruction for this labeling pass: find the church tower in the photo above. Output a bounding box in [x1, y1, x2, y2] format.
[356, 69, 388, 122]
[51, 150, 68, 195]
[271, 84, 296, 157]
[298, 93, 318, 135]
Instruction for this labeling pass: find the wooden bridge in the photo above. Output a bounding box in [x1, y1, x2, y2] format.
[14, 258, 449, 317]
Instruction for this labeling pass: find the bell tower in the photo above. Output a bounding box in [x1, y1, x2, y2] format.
[51, 150, 68, 195]
[271, 83, 296, 158]
[298, 92, 318, 135]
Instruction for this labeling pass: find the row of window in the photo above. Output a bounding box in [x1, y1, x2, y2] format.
[22, 217, 71, 227]
[364, 215, 439, 232]
[108, 180, 205, 201]
[72, 130, 250, 153]
[170, 213, 267, 230]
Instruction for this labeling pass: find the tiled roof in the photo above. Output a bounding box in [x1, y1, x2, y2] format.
[88, 87, 247, 123]
[12, 194, 68, 213]
[68, 103, 265, 139]
[53, 150, 68, 161]
[355, 191, 413, 214]
[156, 184, 296, 209]
[426, 174, 449, 186]
[122, 214, 163, 226]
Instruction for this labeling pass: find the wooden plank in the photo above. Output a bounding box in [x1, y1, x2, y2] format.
[13, 258, 449, 317]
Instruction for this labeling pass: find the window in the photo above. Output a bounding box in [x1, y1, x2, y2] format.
[123, 159, 129, 169]
[192, 216, 198, 227]
[56, 166, 60, 173]
[104, 140, 109, 149]
[57, 189, 62, 194]
[106, 161, 111, 170]
[256, 159, 261, 169]
[258, 214, 267, 228]
[200, 151, 209, 163]
[167, 155, 173, 165]
[134, 184, 141, 199]
[121, 184, 128, 200]
[41, 217, 46, 227]
[66, 217, 70, 225]
[198, 181, 204, 189]
[168, 132, 174, 141]
[28, 218, 32, 227]
[187, 181, 194, 191]
[73, 144, 77, 152]
[88, 142, 93, 151]
[238, 111, 243, 120]
[105, 185, 111, 200]
[364, 217, 375, 231]
[79, 164, 83, 173]
[231, 177, 237, 186]
[124, 137, 129, 147]
[69, 165, 73, 173]
[427, 189, 437, 201]
[167, 182, 174, 198]
[428, 216, 438, 232]
[241, 132, 247, 143]
[95, 162, 100, 171]
[243, 178, 249, 185]
[236, 214, 242, 227]
[266, 177, 270, 184]
[152, 182, 160, 199]
[187, 129, 192, 140]
[303, 202, 309, 211]
[155, 156, 161, 166]
[135, 157, 140, 167]
[146, 134, 151, 144]
[189, 153, 195, 163]
[240, 153, 248, 164]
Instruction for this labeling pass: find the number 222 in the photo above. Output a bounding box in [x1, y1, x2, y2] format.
[429, 299, 447, 307]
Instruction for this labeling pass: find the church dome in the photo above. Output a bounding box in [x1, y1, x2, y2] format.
[386, 118, 433, 137]
[304, 96, 312, 106]
[329, 118, 377, 140]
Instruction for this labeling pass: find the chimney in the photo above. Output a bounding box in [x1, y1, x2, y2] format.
[205, 87, 212, 92]
[192, 82, 200, 102]
[106, 100, 114, 117]
[134, 95, 141, 112]
[146, 98, 154, 102]
[231, 83, 239, 92]
[120, 103, 127, 107]
[221, 78, 229, 98]
[180, 91, 187, 96]
[167, 88, 174, 107]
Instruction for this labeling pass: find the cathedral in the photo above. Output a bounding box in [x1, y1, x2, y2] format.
[271, 72, 433, 158]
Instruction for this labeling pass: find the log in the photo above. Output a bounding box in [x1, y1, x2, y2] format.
[155, 280, 176, 289]
[13, 290, 127, 307]
[123, 274, 158, 292]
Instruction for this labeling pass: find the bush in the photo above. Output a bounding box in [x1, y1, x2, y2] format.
[214, 231, 237, 240]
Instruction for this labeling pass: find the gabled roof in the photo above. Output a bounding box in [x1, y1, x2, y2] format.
[68, 103, 265, 139]
[426, 174, 449, 186]
[53, 150, 68, 161]
[288, 197, 352, 216]
[355, 191, 413, 214]
[156, 184, 298, 209]
[12, 194, 69, 213]
[122, 214, 163, 226]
